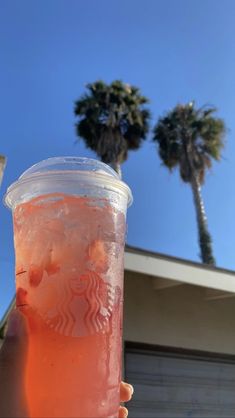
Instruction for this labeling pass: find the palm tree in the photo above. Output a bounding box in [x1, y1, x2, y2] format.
[0, 155, 6, 188]
[74, 80, 150, 177]
[153, 102, 225, 265]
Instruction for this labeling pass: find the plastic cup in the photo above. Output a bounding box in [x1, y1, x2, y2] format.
[4, 157, 132, 418]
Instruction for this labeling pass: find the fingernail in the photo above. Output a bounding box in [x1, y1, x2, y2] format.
[7, 310, 26, 337]
[124, 383, 134, 395]
[122, 407, 128, 418]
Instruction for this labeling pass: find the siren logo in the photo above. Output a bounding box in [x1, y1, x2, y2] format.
[42, 270, 116, 337]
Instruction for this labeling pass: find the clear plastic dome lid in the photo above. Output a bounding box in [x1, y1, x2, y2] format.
[19, 156, 120, 179]
[4, 157, 133, 210]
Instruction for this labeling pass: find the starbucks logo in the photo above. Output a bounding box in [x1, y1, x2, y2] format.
[42, 270, 116, 337]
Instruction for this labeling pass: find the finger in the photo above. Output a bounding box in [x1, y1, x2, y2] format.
[0, 309, 29, 418]
[120, 382, 134, 402]
[119, 405, 128, 418]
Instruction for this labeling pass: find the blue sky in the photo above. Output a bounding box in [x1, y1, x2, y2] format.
[1, 0, 235, 315]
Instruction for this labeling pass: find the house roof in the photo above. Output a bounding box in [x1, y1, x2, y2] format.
[125, 245, 235, 297]
[1, 245, 235, 330]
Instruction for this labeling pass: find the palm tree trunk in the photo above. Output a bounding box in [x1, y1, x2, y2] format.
[109, 161, 122, 179]
[0, 155, 6, 188]
[190, 174, 215, 265]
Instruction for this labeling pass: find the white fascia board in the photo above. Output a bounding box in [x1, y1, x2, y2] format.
[124, 251, 235, 294]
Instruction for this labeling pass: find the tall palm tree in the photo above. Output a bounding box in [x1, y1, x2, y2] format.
[0, 155, 6, 188]
[74, 80, 150, 177]
[153, 102, 225, 265]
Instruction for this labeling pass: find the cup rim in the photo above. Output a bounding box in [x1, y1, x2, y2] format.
[4, 157, 133, 209]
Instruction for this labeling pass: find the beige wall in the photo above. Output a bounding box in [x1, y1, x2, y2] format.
[123, 270, 235, 355]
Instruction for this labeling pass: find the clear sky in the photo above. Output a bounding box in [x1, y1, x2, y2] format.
[1, 0, 235, 316]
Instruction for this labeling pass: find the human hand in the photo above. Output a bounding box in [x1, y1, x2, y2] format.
[0, 309, 29, 417]
[119, 381, 134, 418]
[0, 310, 133, 418]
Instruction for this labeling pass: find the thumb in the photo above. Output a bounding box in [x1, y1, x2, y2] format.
[0, 309, 29, 418]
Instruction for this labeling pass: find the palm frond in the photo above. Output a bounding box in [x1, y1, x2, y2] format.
[153, 102, 226, 183]
[74, 80, 150, 166]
